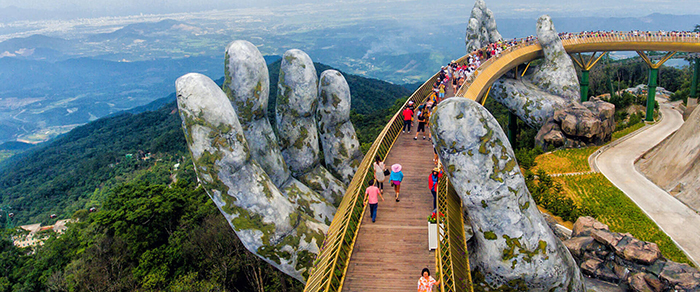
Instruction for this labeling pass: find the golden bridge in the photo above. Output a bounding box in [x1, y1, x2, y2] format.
[303, 33, 700, 292]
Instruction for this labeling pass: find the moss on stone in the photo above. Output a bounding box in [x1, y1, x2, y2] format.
[484, 231, 497, 240]
[502, 234, 548, 263]
[331, 93, 342, 108]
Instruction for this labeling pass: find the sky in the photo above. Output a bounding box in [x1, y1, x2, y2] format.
[1, 0, 699, 19]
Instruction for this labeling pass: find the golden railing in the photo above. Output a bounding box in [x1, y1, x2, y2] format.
[303, 70, 440, 292]
[435, 162, 473, 292]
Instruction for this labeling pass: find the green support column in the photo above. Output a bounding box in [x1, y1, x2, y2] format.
[508, 112, 518, 146]
[646, 68, 658, 122]
[580, 70, 590, 102]
[690, 59, 700, 99]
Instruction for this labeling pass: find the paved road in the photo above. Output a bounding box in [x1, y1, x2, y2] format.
[596, 101, 700, 266]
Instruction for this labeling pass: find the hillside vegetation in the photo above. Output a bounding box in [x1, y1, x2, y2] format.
[0, 61, 410, 226]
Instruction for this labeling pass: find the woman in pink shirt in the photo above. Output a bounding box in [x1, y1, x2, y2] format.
[364, 179, 384, 223]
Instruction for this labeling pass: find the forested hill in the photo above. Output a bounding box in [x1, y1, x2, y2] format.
[0, 61, 411, 225]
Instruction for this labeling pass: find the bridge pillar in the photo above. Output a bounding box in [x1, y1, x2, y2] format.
[646, 68, 658, 121]
[690, 59, 700, 100]
[570, 52, 607, 103]
[580, 70, 590, 102]
[637, 51, 676, 122]
[508, 112, 518, 146]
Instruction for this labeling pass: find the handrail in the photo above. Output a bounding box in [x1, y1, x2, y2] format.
[435, 161, 473, 292]
[303, 68, 440, 292]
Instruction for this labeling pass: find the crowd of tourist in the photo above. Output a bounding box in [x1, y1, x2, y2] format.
[434, 29, 699, 100]
[559, 30, 700, 40]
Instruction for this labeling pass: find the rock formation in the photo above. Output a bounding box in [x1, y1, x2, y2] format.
[564, 217, 700, 290]
[465, 0, 502, 53]
[176, 42, 362, 282]
[639, 105, 700, 212]
[317, 70, 363, 184]
[535, 97, 615, 148]
[488, 15, 615, 149]
[276, 50, 347, 205]
[431, 98, 585, 291]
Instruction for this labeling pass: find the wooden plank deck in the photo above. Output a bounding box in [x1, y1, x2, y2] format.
[342, 131, 437, 291]
[343, 81, 456, 291]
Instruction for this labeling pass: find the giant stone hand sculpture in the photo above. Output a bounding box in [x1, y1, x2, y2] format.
[176, 40, 362, 282]
[431, 98, 585, 291]
[466, 0, 503, 53]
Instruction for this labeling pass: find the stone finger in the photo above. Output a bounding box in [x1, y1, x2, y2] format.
[276, 49, 346, 205]
[317, 69, 362, 185]
[225, 40, 336, 222]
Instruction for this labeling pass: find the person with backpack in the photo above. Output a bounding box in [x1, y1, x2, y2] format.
[373, 156, 387, 192]
[414, 107, 428, 140]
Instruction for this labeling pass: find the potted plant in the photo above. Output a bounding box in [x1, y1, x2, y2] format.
[428, 211, 444, 250]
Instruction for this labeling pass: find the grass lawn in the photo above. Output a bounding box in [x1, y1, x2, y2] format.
[532, 147, 599, 174]
[612, 121, 647, 141]
[530, 121, 692, 265]
[532, 122, 648, 174]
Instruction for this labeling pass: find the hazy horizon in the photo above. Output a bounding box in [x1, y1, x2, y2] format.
[2, 0, 700, 21]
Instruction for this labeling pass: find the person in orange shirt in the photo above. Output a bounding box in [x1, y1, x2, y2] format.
[417, 268, 440, 292]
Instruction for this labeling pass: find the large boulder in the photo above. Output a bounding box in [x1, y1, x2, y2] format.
[564, 217, 700, 290]
[659, 262, 700, 290]
[465, 0, 502, 53]
[431, 98, 585, 291]
[535, 98, 615, 149]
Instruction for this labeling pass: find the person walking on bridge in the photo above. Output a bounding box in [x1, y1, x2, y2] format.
[364, 179, 384, 223]
[402, 105, 414, 133]
[373, 156, 387, 192]
[414, 106, 428, 140]
[428, 168, 443, 212]
[390, 163, 404, 202]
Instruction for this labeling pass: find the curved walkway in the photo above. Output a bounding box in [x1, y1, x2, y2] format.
[595, 101, 700, 266]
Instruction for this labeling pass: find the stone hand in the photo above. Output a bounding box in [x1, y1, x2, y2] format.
[490, 15, 580, 128]
[430, 98, 585, 291]
[175, 40, 362, 282]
